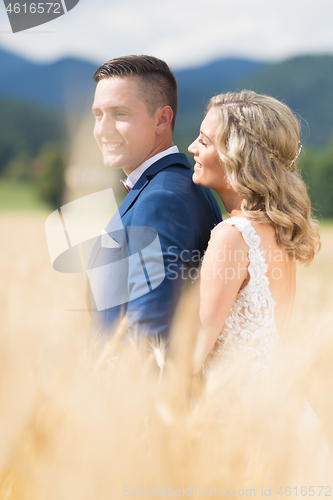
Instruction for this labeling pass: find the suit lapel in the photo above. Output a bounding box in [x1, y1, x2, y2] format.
[88, 153, 191, 300]
[118, 153, 191, 219]
[117, 177, 149, 219]
[104, 153, 191, 233]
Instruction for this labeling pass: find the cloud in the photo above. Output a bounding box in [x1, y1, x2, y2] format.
[0, 0, 332, 68]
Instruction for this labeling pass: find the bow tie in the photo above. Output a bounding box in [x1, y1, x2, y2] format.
[120, 179, 131, 194]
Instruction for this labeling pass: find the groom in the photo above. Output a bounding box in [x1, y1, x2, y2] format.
[88, 55, 221, 339]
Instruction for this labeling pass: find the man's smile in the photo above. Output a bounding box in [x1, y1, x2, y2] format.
[102, 141, 123, 151]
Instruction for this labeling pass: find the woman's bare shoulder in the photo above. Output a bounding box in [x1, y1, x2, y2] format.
[211, 221, 248, 244]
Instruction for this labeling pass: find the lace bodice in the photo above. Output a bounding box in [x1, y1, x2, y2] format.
[211, 217, 279, 376]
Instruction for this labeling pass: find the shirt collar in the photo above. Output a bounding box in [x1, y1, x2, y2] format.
[126, 145, 179, 189]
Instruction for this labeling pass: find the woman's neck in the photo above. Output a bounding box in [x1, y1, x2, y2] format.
[217, 189, 245, 217]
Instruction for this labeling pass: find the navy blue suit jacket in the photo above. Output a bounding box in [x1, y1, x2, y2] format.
[88, 152, 221, 339]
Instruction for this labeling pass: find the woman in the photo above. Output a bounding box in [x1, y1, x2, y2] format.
[188, 90, 320, 375]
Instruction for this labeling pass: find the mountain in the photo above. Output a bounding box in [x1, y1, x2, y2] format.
[0, 50, 97, 110]
[174, 58, 270, 140]
[174, 54, 333, 148]
[232, 55, 333, 147]
[0, 49, 266, 113]
[0, 48, 32, 75]
[0, 47, 333, 147]
[175, 58, 270, 114]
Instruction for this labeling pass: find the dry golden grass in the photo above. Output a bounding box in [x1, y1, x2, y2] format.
[0, 213, 332, 499]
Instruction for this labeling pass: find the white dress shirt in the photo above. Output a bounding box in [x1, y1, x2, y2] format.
[125, 145, 179, 189]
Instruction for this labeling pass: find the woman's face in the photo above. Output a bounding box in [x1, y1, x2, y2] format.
[188, 107, 228, 191]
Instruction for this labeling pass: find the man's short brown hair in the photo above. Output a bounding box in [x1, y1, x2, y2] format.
[93, 55, 178, 132]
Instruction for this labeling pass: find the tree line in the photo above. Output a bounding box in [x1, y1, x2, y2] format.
[0, 99, 65, 208]
[0, 98, 332, 218]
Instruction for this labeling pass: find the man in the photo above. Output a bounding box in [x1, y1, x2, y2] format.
[88, 55, 221, 339]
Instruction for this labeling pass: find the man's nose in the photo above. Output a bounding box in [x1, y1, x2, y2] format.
[99, 115, 116, 136]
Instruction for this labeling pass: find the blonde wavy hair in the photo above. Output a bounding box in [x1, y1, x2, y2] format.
[208, 90, 320, 264]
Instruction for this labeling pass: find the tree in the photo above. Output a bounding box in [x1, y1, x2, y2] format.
[301, 138, 333, 218]
[34, 143, 66, 208]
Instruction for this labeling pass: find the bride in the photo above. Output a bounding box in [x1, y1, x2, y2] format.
[188, 90, 320, 375]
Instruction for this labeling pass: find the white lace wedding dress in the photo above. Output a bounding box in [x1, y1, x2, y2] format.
[209, 216, 280, 376]
[205, 218, 328, 475]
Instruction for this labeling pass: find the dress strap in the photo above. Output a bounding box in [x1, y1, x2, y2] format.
[221, 217, 261, 251]
[219, 217, 269, 287]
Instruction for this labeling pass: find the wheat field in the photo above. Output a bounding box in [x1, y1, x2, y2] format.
[0, 212, 332, 499]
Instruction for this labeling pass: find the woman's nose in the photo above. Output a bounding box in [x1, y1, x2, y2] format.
[188, 138, 198, 153]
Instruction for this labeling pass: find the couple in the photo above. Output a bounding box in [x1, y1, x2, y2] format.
[89, 54, 320, 374]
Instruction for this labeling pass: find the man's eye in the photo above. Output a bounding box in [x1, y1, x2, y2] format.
[115, 112, 126, 118]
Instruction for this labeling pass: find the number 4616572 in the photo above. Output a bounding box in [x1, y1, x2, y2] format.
[5, 3, 61, 14]
[277, 486, 331, 496]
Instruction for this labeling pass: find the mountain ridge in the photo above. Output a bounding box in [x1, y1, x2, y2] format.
[0, 47, 333, 147]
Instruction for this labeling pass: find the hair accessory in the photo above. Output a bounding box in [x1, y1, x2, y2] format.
[290, 143, 302, 167]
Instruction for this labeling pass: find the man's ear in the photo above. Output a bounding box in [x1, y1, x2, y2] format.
[156, 106, 173, 135]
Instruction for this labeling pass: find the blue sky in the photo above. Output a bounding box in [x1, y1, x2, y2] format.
[0, 0, 333, 69]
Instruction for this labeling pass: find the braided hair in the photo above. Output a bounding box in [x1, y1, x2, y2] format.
[208, 90, 320, 264]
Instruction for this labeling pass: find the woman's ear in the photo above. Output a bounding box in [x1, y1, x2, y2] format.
[156, 106, 173, 135]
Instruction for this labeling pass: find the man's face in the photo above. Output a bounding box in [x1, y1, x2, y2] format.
[92, 77, 160, 175]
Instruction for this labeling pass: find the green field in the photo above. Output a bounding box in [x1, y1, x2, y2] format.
[0, 179, 52, 212]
